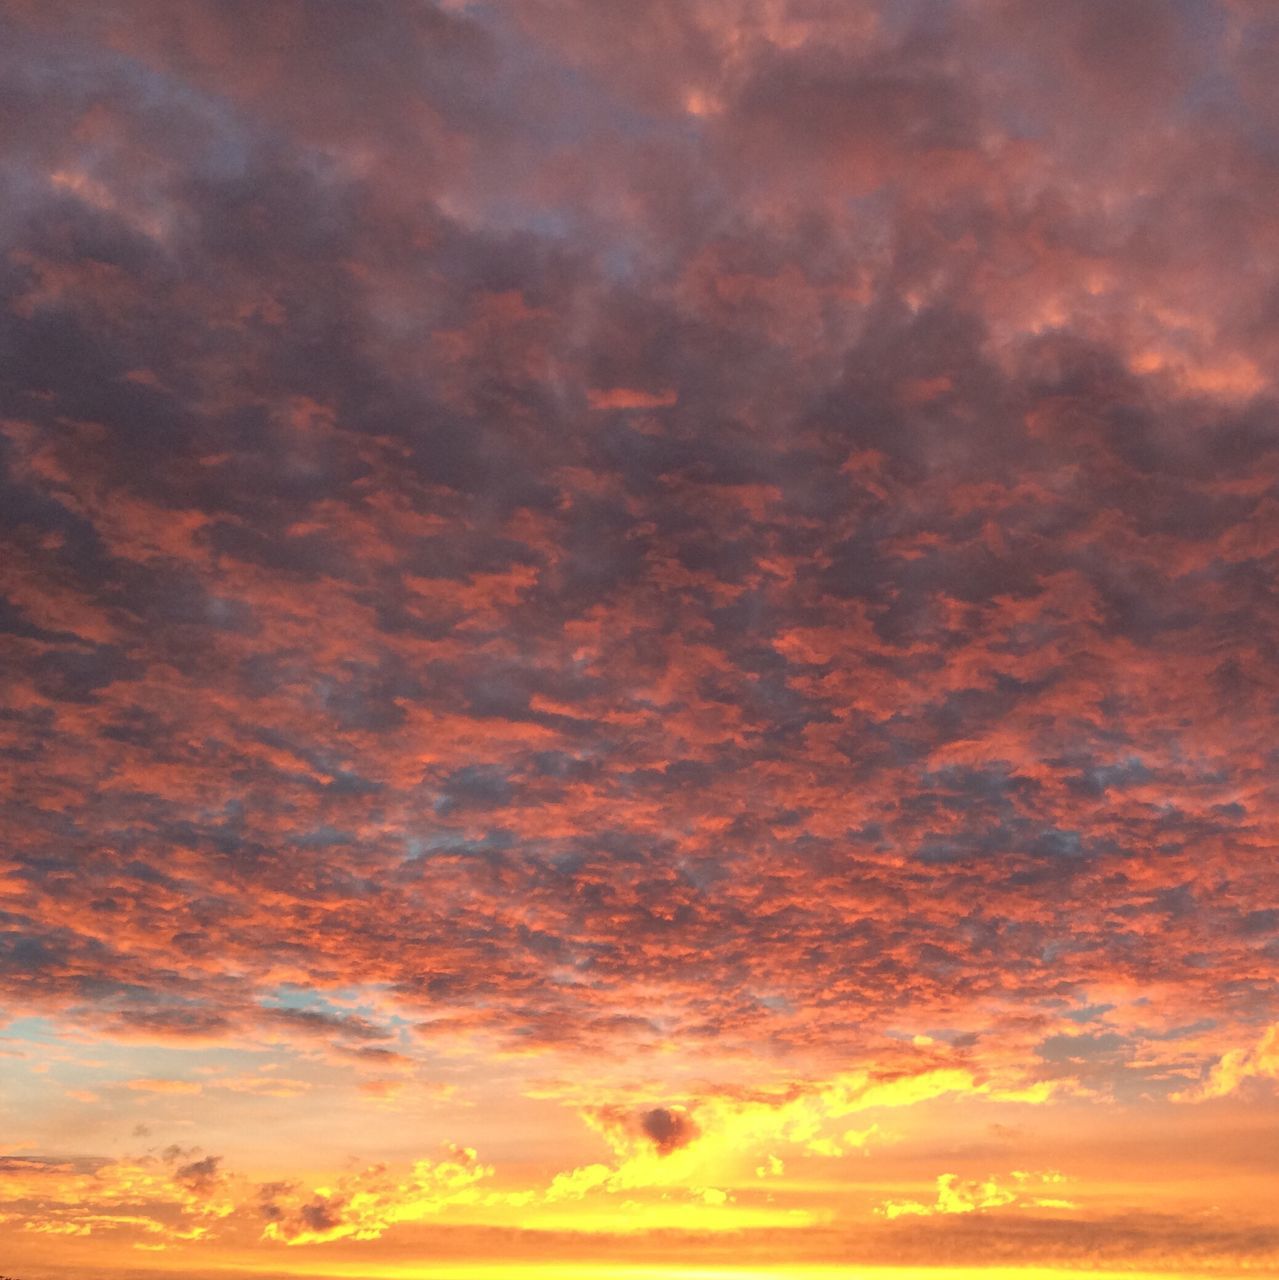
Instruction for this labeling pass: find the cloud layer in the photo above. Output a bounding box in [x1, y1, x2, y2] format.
[1, 0, 1278, 1275]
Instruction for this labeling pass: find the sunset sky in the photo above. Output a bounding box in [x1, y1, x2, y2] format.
[2, 2, 1279, 1278]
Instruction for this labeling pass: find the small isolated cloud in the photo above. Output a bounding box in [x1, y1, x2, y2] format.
[359, 1078, 402, 1096]
[582, 1102, 702, 1160]
[174, 1155, 223, 1196]
[640, 1106, 700, 1155]
[213, 1074, 312, 1098]
[585, 387, 679, 410]
[878, 1170, 1076, 1219]
[125, 1078, 203, 1095]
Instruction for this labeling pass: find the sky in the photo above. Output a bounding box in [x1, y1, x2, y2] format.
[1, 1, 1278, 1278]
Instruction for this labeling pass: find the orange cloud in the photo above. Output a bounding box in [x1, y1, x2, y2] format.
[1172, 1024, 1279, 1102]
[124, 1078, 204, 1095]
[877, 1170, 1077, 1219]
[585, 387, 679, 410]
[261, 1145, 500, 1245]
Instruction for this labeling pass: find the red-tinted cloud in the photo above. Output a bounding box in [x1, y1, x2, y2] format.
[1, 0, 1278, 1274]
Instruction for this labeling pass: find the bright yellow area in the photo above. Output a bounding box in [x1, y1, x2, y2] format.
[531, 1062, 1062, 1231]
[200, 1264, 1268, 1280]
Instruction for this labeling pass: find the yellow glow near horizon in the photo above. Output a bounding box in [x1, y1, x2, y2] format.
[196, 1265, 1269, 1280]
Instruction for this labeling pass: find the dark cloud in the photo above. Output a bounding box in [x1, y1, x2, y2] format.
[640, 1106, 700, 1155]
[174, 1154, 223, 1194]
[257, 1006, 390, 1041]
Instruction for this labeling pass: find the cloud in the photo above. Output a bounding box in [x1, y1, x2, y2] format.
[212, 1074, 312, 1098]
[124, 1078, 203, 1095]
[586, 387, 680, 411]
[174, 1155, 223, 1196]
[256, 1007, 392, 1043]
[639, 1105, 700, 1154]
[1, 0, 1278, 1271]
[543, 1059, 1058, 1218]
[1172, 1024, 1279, 1102]
[0, 1146, 234, 1243]
[260, 1145, 497, 1246]
[877, 1170, 1077, 1219]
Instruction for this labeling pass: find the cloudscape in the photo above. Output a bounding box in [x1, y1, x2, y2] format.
[2, 2, 1278, 1278]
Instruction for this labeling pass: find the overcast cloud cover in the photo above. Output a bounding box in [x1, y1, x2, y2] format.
[1, 2, 1278, 1277]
